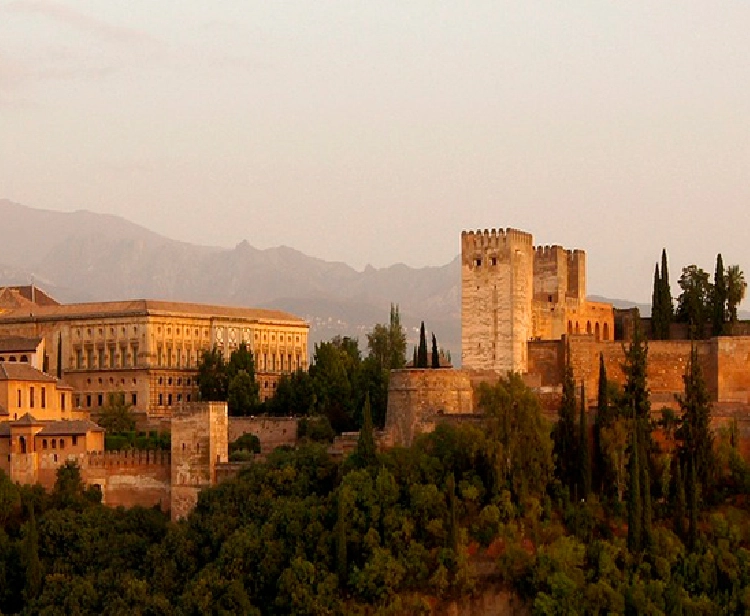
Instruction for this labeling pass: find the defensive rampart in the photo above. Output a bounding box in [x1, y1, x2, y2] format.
[228, 416, 299, 453]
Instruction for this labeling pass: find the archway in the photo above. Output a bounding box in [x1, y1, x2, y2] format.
[595, 322, 600, 341]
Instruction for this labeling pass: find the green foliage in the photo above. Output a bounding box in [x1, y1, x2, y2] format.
[298, 416, 335, 443]
[104, 430, 170, 451]
[651, 249, 673, 340]
[578, 382, 591, 500]
[96, 392, 136, 433]
[229, 433, 261, 458]
[366, 303, 406, 371]
[712, 253, 727, 336]
[353, 393, 377, 468]
[227, 369, 260, 416]
[265, 369, 315, 416]
[431, 333, 440, 369]
[676, 265, 712, 339]
[417, 322, 428, 368]
[197, 347, 228, 402]
[726, 264, 747, 324]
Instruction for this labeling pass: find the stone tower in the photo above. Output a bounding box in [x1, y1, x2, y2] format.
[461, 228, 534, 373]
[170, 401, 228, 520]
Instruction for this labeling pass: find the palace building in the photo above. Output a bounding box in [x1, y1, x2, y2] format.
[0, 293, 309, 418]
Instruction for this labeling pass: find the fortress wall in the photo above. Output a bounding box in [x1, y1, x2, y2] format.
[533, 245, 567, 303]
[84, 450, 171, 510]
[385, 369, 474, 446]
[228, 417, 298, 453]
[715, 337, 750, 404]
[527, 341, 564, 388]
[566, 250, 586, 302]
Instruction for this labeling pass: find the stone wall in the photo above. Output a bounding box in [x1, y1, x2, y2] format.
[227, 416, 299, 453]
[84, 450, 171, 510]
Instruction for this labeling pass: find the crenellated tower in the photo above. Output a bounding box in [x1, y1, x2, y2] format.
[461, 228, 534, 373]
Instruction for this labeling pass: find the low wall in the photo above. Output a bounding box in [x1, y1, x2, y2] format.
[228, 417, 299, 453]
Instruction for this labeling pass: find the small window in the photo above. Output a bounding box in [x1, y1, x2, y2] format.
[41, 387, 46, 408]
[97, 394, 103, 407]
[131, 393, 137, 406]
[167, 394, 172, 406]
[490, 257, 497, 266]
[17, 389, 21, 407]
[52, 439, 57, 449]
[177, 394, 182, 403]
[53, 454, 58, 463]
[72, 436, 78, 446]
[158, 394, 163, 405]
[60, 439, 65, 449]
[61, 393, 66, 411]
[42, 439, 48, 449]
[187, 394, 191, 402]
[475, 258, 482, 267]
[86, 394, 92, 407]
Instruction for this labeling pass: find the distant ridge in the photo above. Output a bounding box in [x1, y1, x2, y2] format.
[3, 199, 744, 362]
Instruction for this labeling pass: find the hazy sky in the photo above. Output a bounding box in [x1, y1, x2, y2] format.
[1, 1, 748, 305]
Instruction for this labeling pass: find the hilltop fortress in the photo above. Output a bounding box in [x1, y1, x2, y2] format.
[385, 228, 750, 452]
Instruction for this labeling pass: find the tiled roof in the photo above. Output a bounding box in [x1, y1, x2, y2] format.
[37, 419, 104, 436]
[13, 412, 43, 426]
[0, 363, 57, 382]
[0, 299, 307, 325]
[0, 336, 42, 353]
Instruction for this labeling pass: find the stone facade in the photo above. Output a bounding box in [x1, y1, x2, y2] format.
[0, 298, 309, 418]
[227, 416, 298, 453]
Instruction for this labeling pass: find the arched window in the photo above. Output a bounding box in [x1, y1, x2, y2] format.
[595, 322, 600, 341]
[603, 323, 610, 341]
[19, 436, 26, 454]
[575, 323, 580, 334]
[20, 355, 28, 362]
[567, 321, 573, 334]
[42, 439, 48, 449]
[586, 321, 592, 335]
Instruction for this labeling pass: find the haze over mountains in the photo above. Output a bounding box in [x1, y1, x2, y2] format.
[5, 199, 714, 360]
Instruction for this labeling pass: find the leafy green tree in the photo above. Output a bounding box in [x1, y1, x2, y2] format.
[431, 333, 440, 369]
[652, 249, 673, 340]
[23, 504, 42, 605]
[226, 343, 255, 380]
[477, 374, 554, 502]
[676, 265, 712, 339]
[366, 303, 406, 371]
[600, 417, 630, 502]
[673, 459, 686, 539]
[726, 264, 747, 324]
[0, 469, 20, 526]
[553, 341, 578, 494]
[651, 262, 663, 340]
[197, 347, 228, 401]
[229, 433, 260, 457]
[446, 473, 459, 552]
[310, 340, 355, 432]
[227, 370, 259, 416]
[579, 382, 591, 500]
[266, 369, 315, 416]
[712, 253, 728, 336]
[622, 313, 650, 424]
[96, 392, 136, 433]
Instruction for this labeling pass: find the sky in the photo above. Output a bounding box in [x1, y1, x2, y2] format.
[1, 1, 748, 305]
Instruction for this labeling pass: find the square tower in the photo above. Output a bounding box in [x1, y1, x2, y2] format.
[461, 229, 534, 373]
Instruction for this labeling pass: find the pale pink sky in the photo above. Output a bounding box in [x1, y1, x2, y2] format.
[1, 1, 748, 305]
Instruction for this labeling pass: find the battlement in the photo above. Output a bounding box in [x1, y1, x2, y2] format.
[533, 244, 567, 263]
[87, 449, 171, 468]
[461, 228, 533, 251]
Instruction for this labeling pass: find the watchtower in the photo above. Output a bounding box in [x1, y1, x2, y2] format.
[461, 228, 534, 373]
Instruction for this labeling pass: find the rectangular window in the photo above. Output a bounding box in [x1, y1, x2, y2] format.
[74, 395, 81, 408]
[167, 394, 173, 406]
[158, 393, 163, 406]
[61, 393, 66, 411]
[131, 344, 139, 367]
[157, 346, 163, 367]
[72, 436, 78, 446]
[97, 394, 103, 407]
[109, 345, 116, 369]
[30, 387, 35, 408]
[167, 346, 172, 367]
[75, 349, 83, 369]
[41, 387, 46, 409]
[86, 394, 91, 407]
[131, 393, 137, 406]
[98, 348, 105, 368]
[17, 389, 21, 407]
[120, 345, 127, 367]
[86, 348, 93, 369]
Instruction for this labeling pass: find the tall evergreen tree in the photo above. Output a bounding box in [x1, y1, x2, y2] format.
[388, 303, 407, 369]
[641, 423, 653, 550]
[446, 473, 459, 552]
[673, 459, 686, 539]
[627, 405, 642, 553]
[676, 345, 715, 497]
[417, 322, 428, 368]
[23, 504, 42, 605]
[431, 333, 440, 369]
[553, 341, 578, 494]
[726, 264, 747, 325]
[623, 313, 651, 426]
[579, 381, 591, 500]
[593, 352, 610, 494]
[659, 248, 673, 339]
[355, 393, 377, 467]
[712, 253, 727, 336]
[336, 487, 349, 588]
[412, 346, 418, 368]
[56, 332, 63, 379]
[651, 262, 663, 339]
[687, 457, 698, 551]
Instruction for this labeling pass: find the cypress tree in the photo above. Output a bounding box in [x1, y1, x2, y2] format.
[627, 406, 642, 553]
[336, 487, 348, 588]
[412, 346, 417, 368]
[687, 457, 698, 551]
[446, 473, 459, 552]
[579, 381, 591, 500]
[417, 322, 428, 368]
[553, 341, 578, 494]
[660, 249, 672, 339]
[431, 333, 440, 368]
[652, 262, 662, 339]
[56, 332, 63, 379]
[355, 393, 377, 466]
[593, 352, 609, 495]
[641, 422, 653, 550]
[23, 505, 42, 605]
[674, 459, 686, 539]
[712, 253, 727, 336]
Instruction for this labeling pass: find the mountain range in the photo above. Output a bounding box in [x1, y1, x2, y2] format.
[7, 199, 730, 362]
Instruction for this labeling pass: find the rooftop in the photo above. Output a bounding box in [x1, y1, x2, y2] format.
[0, 363, 57, 382]
[0, 336, 43, 353]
